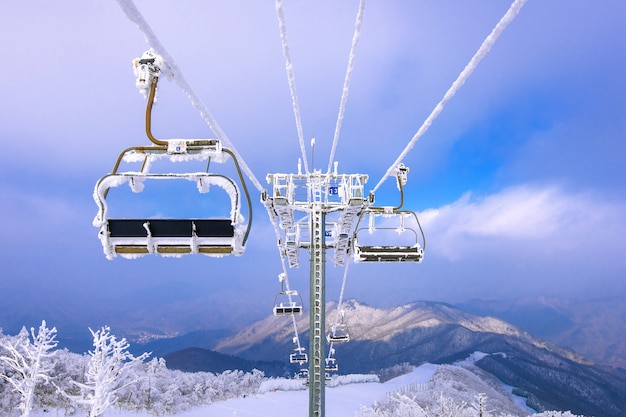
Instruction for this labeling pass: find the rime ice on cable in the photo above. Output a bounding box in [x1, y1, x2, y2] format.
[93, 50, 252, 260]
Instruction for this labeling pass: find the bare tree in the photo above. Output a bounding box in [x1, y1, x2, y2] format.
[72, 326, 149, 417]
[0, 320, 58, 417]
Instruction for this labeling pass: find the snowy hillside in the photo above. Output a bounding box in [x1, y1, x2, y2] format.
[213, 299, 526, 353]
[458, 296, 626, 368]
[27, 362, 564, 417]
[0, 321, 593, 416]
[4, 311, 621, 417]
[203, 300, 626, 416]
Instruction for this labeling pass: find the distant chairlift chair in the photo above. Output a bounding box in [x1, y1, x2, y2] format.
[352, 209, 425, 263]
[352, 164, 425, 263]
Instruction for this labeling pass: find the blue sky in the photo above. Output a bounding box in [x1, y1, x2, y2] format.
[1, 1, 625, 336]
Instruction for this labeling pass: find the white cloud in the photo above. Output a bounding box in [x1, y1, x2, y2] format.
[420, 184, 626, 263]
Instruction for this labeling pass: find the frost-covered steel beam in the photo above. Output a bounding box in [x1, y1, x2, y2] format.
[264, 171, 370, 268]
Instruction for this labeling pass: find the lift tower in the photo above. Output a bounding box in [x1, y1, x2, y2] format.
[263, 164, 371, 417]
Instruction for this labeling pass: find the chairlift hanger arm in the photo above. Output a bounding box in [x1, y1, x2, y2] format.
[144, 77, 218, 148]
[145, 77, 167, 146]
[110, 74, 253, 247]
[368, 165, 408, 212]
[223, 147, 253, 247]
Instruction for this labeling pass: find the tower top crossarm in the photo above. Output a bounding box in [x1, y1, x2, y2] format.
[264, 170, 370, 211]
[262, 165, 371, 270]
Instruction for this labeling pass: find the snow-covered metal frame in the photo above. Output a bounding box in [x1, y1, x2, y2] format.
[262, 167, 371, 417]
[93, 62, 252, 260]
[351, 164, 425, 263]
[262, 168, 371, 269]
[290, 346, 308, 364]
[273, 289, 304, 316]
[93, 143, 252, 260]
[352, 209, 425, 263]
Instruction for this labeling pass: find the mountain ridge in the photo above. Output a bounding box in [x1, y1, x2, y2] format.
[213, 299, 589, 366]
[456, 296, 626, 368]
[197, 299, 625, 417]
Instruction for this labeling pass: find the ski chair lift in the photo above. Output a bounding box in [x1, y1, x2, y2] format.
[325, 348, 339, 372]
[290, 347, 308, 364]
[325, 357, 338, 372]
[273, 274, 303, 316]
[93, 51, 252, 259]
[328, 309, 350, 343]
[297, 367, 309, 381]
[273, 291, 304, 316]
[327, 323, 350, 344]
[352, 164, 425, 263]
[352, 209, 425, 263]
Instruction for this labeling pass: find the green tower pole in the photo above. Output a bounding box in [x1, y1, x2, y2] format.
[309, 203, 326, 417]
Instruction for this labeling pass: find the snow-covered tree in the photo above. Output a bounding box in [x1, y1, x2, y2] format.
[0, 320, 58, 417]
[71, 326, 150, 417]
[44, 348, 88, 414]
[470, 393, 494, 417]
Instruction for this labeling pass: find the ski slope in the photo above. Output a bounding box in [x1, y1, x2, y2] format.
[28, 365, 435, 417]
[179, 364, 435, 417]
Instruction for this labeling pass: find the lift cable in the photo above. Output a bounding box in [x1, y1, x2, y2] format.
[372, 0, 528, 193]
[326, 0, 367, 174]
[281, 271, 304, 352]
[327, 257, 351, 362]
[274, 0, 309, 174]
[333, 257, 351, 327]
[115, 0, 265, 193]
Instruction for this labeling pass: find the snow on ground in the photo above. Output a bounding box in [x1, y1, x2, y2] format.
[453, 351, 535, 415]
[501, 382, 536, 415]
[33, 365, 436, 417]
[177, 365, 437, 417]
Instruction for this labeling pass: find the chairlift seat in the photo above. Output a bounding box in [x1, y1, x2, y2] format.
[104, 218, 237, 257]
[108, 219, 234, 238]
[290, 349, 308, 364]
[327, 324, 350, 343]
[274, 302, 303, 316]
[327, 333, 350, 343]
[273, 290, 304, 316]
[94, 169, 251, 259]
[354, 245, 424, 263]
[325, 358, 338, 372]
